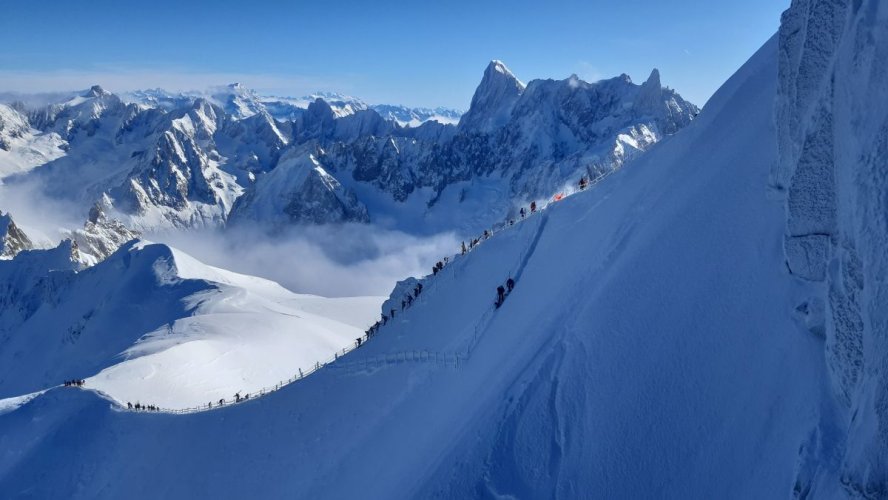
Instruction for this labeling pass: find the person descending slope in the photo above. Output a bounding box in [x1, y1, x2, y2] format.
[496, 285, 506, 308]
[520, 207, 526, 219]
[530, 201, 537, 213]
[506, 277, 515, 293]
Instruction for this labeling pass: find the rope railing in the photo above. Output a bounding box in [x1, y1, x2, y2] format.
[94, 169, 617, 415]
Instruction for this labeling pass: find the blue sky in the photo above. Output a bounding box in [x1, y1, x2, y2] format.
[0, 0, 787, 109]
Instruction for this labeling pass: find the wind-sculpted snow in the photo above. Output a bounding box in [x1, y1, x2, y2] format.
[0, 35, 839, 498]
[775, 0, 888, 496]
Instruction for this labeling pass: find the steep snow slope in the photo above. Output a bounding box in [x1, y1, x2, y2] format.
[0, 240, 382, 409]
[0, 36, 834, 498]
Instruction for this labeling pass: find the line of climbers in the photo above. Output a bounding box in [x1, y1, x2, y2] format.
[431, 257, 449, 276]
[92, 175, 596, 415]
[63, 379, 85, 387]
[495, 277, 516, 308]
[460, 175, 590, 257]
[357, 281, 427, 348]
[127, 402, 160, 411]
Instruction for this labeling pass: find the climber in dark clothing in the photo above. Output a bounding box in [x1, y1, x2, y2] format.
[390, 309, 396, 319]
[382, 314, 388, 325]
[520, 207, 526, 219]
[496, 285, 506, 306]
[530, 201, 537, 213]
[579, 176, 588, 190]
[461, 241, 467, 254]
[407, 295, 413, 306]
[506, 278, 515, 292]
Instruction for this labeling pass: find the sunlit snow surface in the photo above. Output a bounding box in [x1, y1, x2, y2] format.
[0, 36, 836, 498]
[0, 240, 383, 410]
[87, 243, 383, 409]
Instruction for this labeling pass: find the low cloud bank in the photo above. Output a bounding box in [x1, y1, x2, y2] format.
[1, 178, 455, 298]
[0, 180, 86, 246]
[149, 224, 460, 298]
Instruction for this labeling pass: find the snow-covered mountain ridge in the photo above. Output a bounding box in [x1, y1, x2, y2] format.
[1, 61, 697, 239]
[0, 238, 382, 409]
[122, 86, 463, 125]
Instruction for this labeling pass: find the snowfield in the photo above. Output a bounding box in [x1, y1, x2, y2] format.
[0, 240, 383, 410]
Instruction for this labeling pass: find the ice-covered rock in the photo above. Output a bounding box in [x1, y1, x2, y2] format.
[65, 202, 140, 266]
[775, 0, 888, 495]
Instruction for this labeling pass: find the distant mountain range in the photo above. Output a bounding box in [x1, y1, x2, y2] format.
[0, 60, 697, 258]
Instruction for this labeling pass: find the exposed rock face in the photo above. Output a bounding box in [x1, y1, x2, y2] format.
[775, 0, 888, 495]
[66, 203, 141, 266]
[0, 211, 33, 259]
[228, 151, 368, 228]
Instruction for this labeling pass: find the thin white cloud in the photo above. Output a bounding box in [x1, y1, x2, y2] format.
[0, 68, 351, 98]
[574, 61, 602, 83]
[149, 224, 459, 298]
